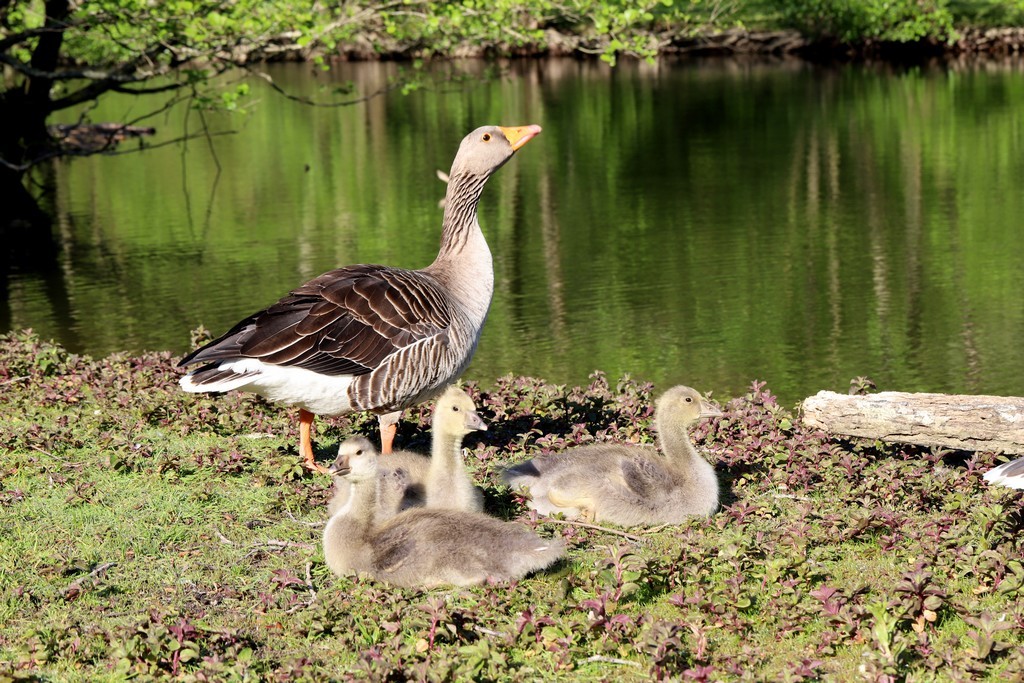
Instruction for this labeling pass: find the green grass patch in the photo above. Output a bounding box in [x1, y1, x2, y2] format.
[0, 331, 1021, 680]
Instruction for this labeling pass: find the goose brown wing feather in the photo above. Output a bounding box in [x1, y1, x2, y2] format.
[293, 300, 343, 336]
[178, 264, 454, 377]
[258, 331, 318, 365]
[239, 304, 310, 356]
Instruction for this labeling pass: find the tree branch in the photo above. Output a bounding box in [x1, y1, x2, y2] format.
[0, 127, 236, 173]
[246, 66, 401, 107]
[0, 50, 171, 85]
[0, 22, 75, 53]
[110, 82, 194, 96]
[46, 52, 231, 112]
[540, 517, 645, 543]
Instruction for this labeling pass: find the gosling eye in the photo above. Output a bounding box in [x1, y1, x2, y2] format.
[685, 397, 693, 403]
[355, 449, 363, 456]
[452, 405, 460, 412]
[482, 133, 491, 142]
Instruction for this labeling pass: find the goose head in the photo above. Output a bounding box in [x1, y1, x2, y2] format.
[657, 385, 723, 427]
[433, 385, 488, 437]
[449, 125, 542, 179]
[329, 436, 379, 483]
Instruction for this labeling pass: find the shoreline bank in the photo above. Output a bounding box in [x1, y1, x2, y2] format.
[305, 26, 1024, 63]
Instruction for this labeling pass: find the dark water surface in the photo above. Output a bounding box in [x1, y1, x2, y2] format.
[6, 58, 1024, 406]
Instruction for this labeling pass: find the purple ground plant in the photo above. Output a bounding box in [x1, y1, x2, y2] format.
[1, 332, 1022, 680]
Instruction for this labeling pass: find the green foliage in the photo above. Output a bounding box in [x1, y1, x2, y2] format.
[3, 0, 723, 84]
[948, 0, 1024, 27]
[772, 0, 957, 42]
[5, 0, 1021, 87]
[54, 0, 365, 68]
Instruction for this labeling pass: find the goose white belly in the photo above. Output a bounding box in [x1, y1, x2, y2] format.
[179, 358, 355, 415]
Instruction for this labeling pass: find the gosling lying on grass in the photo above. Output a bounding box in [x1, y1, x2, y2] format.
[327, 386, 486, 520]
[501, 385, 722, 527]
[324, 438, 565, 588]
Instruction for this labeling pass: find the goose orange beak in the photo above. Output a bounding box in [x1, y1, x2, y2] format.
[499, 124, 542, 151]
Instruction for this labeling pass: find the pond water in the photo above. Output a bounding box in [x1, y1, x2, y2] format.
[5, 58, 1024, 406]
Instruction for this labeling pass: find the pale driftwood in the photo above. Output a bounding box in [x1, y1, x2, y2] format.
[801, 391, 1024, 455]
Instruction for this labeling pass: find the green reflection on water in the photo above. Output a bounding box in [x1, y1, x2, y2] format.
[8, 58, 1024, 406]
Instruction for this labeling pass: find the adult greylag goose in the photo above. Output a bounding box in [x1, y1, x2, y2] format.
[326, 385, 487, 519]
[501, 385, 722, 527]
[178, 124, 542, 471]
[323, 437, 565, 588]
[983, 457, 1024, 489]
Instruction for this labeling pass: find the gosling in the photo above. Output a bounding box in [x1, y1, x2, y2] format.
[501, 385, 722, 527]
[324, 438, 565, 588]
[327, 385, 486, 520]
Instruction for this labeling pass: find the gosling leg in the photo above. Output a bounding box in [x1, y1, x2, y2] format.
[548, 489, 597, 522]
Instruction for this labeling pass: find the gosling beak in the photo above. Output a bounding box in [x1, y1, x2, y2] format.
[700, 401, 724, 419]
[466, 410, 488, 432]
[328, 455, 350, 477]
[499, 124, 542, 152]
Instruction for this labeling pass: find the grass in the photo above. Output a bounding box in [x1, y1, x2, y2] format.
[0, 329, 1022, 681]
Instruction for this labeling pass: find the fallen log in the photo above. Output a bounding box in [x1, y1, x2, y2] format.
[800, 391, 1024, 455]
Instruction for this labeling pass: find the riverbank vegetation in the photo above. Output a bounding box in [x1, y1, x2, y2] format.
[4, 0, 1024, 233]
[1, 330, 1021, 679]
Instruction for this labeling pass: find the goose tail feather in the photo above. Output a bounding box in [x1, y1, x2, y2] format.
[179, 362, 260, 393]
[983, 457, 1024, 490]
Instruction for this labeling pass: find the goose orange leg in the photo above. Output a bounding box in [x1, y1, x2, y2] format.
[298, 409, 327, 473]
[378, 410, 401, 455]
[380, 422, 398, 455]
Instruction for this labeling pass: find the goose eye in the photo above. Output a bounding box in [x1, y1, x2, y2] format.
[482, 133, 491, 142]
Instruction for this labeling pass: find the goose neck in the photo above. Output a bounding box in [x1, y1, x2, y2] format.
[435, 171, 488, 262]
[427, 171, 494, 322]
[426, 428, 477, 510]
[431, 429, 466, 472]
[346, 477, 378, 530]
[657, 417, 700, 468]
